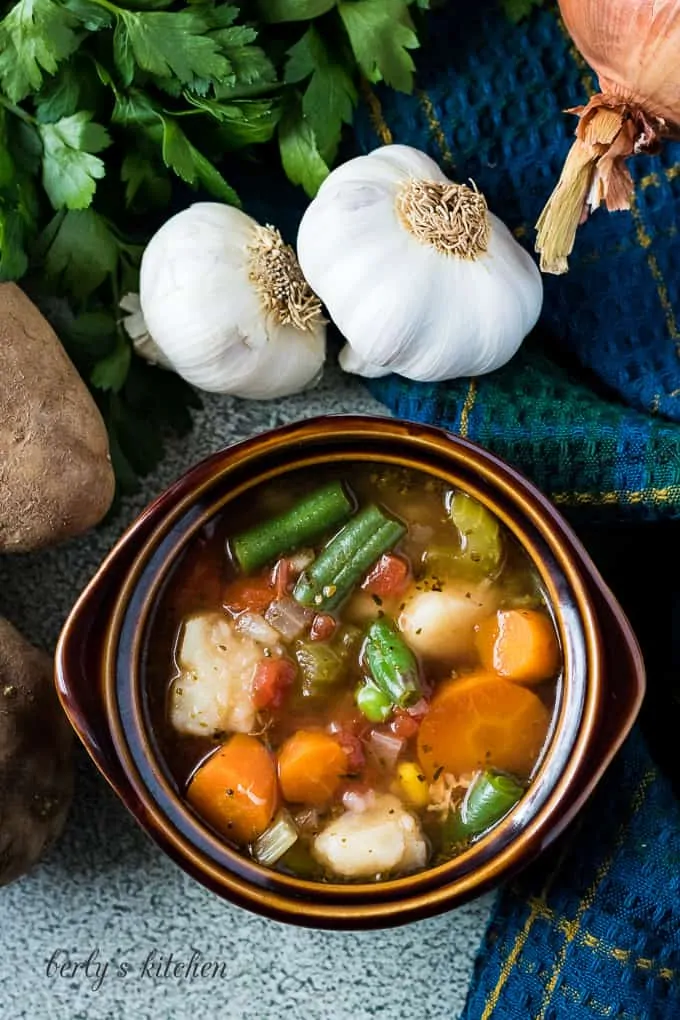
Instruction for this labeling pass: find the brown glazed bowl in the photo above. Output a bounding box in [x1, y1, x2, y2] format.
[55, 415, 645, 929]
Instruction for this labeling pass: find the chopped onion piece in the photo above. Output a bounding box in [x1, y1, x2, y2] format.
[288, 549, 315, 574]
[342, 788, 377, 814]
[369, 730, 404, 770]
[294, 808, 320, 832]
[252, 810, 299, 866]
[235, 611, 280, 646]
[265, 597, 312, 640]
[406, 698, 430, 719]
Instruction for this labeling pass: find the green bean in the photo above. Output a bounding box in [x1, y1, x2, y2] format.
[293, 504, 406, 610]
[364, 619, 421, 707]
[356, 682, 393, 723]
[449, 491, 503, 577]
[231, 481, 353, 574]
[444, 770, 524, 846]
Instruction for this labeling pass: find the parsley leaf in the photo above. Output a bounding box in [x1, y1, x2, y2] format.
[285, 25, 356, 162]
[39, 209, 120, 299]
[278, 94, 329, 197]
[0, 172, 38, 279]
[104, 361, 202, 495]
[64, 0, 113, 31]
[113, 8, 233, 89]
[0, 107, 39, 280]
[211, 34, 276, 98]
[190, 8, 277, 98]
[61, 310, 118, 370]
[39, 111, 111, 210]
[34, 60, 98, 122]
[186, 96, 281, 148]
[111, 87, 239, 202]
[338, 0, 419, 93]
[159, 115, 240, 204]
[258, 0, 337, 22]
[499, 0, 544, 20]
[0, 206, 30, 279]
[90, 333, 131, 392]
[121, 150, 171, 207]
[111, 87, 159, 129]
[0, 0, 81, 102]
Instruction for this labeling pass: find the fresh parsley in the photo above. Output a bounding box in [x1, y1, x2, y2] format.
[0, 0, 429, 492]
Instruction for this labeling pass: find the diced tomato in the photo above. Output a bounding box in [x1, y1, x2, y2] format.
[223, 575, 275, 615]
[362, 553, 410, 599]
[272, 558, 292, 599]
[252, 658, 297, 710]
[334, 731, 365, 771]
[390, 708, 421, 740]
[310, 613, 337, 642]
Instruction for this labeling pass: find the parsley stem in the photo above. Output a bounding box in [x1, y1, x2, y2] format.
[87, 0, 121, 13]
[0, 96, 36, 126]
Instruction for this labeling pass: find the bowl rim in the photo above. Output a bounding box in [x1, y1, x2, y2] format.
[99, 415, 603, 924]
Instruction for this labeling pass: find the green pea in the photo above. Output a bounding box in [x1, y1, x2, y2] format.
[356, 682, 392, 723]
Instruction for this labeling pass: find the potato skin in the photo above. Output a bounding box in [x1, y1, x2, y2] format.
[0, 283, 115, 552]
[0, 618, 74, 886]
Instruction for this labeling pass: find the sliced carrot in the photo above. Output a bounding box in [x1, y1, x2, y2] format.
[187, 734, 278, 844]
[417, 671, 551, 780]
[278, 730, 349, 806]
[475, 609, 559, 685]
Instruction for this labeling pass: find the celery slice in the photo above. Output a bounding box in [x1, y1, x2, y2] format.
[449, 491, 503, 577]
[252, 811, 298, 866]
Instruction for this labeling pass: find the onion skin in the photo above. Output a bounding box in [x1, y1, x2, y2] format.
[536, 0, 680, 273]
[560, 0, 680, 127]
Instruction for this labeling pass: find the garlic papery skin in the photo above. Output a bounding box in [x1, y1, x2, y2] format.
[296, 145, 543, 383]
[125, 202, 326, 399]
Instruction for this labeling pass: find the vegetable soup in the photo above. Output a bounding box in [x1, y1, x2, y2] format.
[146, 464, 561, 882]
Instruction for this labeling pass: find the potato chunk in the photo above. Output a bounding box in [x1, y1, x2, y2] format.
[398, 582, 498, 661]
[313, 793, 427, 879]
[169, 613, 262, 737]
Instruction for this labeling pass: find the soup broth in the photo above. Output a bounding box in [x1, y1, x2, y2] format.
[146, 463, 560, 883]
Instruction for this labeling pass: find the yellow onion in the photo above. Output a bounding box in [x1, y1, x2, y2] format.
[536, 0, 680, 274]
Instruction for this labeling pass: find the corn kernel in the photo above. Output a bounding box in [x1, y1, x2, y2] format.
[397, 762, 429, 808]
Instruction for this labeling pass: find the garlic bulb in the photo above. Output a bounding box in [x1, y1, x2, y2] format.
[123, 202, 326, 399]
[296, 145, 542, 382]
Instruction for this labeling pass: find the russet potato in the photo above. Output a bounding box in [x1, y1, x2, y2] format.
[0, 283, 115, 552]
[0, 618, 74, 886]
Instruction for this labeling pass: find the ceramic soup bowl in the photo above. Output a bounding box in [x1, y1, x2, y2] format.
[55, 415, 644, 929]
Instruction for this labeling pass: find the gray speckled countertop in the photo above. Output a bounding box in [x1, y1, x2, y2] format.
[0, 364, 492, 1020]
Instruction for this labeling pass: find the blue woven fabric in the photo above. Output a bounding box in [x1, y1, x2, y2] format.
[350, 1, 680, 521]
[462, 729, 680, 1020]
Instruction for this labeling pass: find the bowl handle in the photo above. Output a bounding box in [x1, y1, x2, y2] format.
[546, 560, 646, 848]
[54, 506, 162, 800]
[580, 566, 646, 785]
